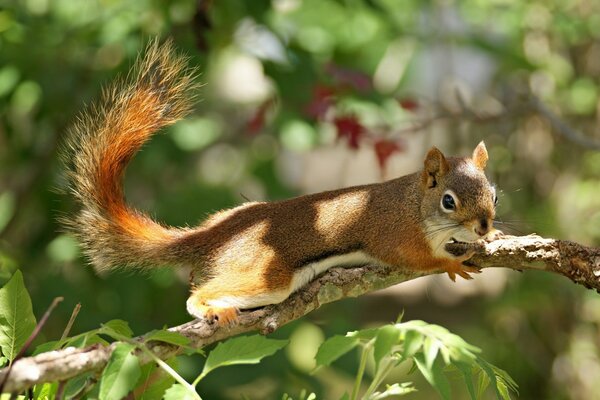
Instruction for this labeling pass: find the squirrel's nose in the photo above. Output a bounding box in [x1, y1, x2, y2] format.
[474, 219, 489, 237]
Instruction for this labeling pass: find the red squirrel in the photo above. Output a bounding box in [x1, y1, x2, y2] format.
[63, 41, 501, 325]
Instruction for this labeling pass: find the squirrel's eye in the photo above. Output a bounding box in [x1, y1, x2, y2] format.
[494, 195, 498, 206]
[441, 193, 456, 211]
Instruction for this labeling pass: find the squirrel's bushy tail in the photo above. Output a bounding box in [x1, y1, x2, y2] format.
[62, 40, 198, 272]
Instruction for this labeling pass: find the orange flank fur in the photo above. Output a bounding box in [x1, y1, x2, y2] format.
[64, 41, 500, 326]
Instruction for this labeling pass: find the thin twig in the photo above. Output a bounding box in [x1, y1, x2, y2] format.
[61, 303, 81, 341]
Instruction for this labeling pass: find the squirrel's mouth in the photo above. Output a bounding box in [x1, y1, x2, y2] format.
[447, 237, 477, 245]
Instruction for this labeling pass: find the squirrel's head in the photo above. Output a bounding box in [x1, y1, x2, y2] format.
[420, 141, 497, 252]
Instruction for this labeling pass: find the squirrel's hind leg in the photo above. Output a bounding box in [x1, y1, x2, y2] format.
[186, 276, 292, 326]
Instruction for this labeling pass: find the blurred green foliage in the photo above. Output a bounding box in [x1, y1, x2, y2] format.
[1, 0, 600, 398]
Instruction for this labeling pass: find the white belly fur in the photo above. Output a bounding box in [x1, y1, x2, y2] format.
[289, 251, 385, 294]
[206, 251, 384, 311]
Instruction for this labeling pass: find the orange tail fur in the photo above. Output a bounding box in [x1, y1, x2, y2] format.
[62, 40, 199, 272]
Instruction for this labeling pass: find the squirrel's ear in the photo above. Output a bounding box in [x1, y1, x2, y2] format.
[422, 147, 449, 188]
[472, 141, 488, 170]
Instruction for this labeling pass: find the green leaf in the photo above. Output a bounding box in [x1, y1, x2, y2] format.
[348, 327, 379, 341]
[33, 382, 57, 400]
[338, 393, 350, 400]
[454, 362, 476, 400]
[164, 383, 197, 400]
[201, 334, 288, 378]
[424, 337, 440, 369]
[33, 340, 60, 356]
[401, 330, 423, 359]
[0, 270, 36, 361]
[63, 373, 91, 398]
[415, 354, 451, 400]
[373, 325, 400, 367]
[476, 367, 490, 398]
[136, 360, 176, 400]
[67, 333, 108, 349]
[101, 320, 133, 339]
[497, 381, 511, 400]
[371, 383, 416, 399]
[476, 358, 501, 399]
[99, 343, 141, 400]
[144, 330, 190, 347]
[315, 335, 360, 367]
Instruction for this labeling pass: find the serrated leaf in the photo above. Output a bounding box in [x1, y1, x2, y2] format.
[402, 330, 423, 359]
[33, 340, 60, 356]
[201, 335, 288, 378]
[67, 333, 109, 349]
[415, 354, 451, 400]
[145, 330, 190, 347]
[0, 270, 36, 362]
[371, 382, 416, 399]
[498, 381, 511, 400]
[373, 325, 400, 367]
[99, 343, 141, 400]
[476, 368, 491, 398]
[476, 358, 501, 399]
[136, 359, 177, 400]
[315, 335, 360, 367]
[101, 320, 133, 339]
[33, 382, 57, 400]
[423, 336, 440, 369]
[63, 373, 91, 398]
[454, 361, 476, 400]
[348, 327, 379, 341]
[163, 383, 197, 400]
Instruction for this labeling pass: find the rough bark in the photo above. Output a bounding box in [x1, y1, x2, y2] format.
[1, 235, 599, 393]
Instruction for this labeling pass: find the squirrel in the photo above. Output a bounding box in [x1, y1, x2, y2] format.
[63, 40, 501, 325]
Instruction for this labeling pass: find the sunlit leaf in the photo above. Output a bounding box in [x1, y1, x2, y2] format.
[144, 330, 190, 347]
[163, 383, 197, 400]
[201, 335, 288, 378]
[99, 343, 141, 400]
[101, 320, 133, 339]
[0, 270, 36, 362]
[373, 325, 400, 367]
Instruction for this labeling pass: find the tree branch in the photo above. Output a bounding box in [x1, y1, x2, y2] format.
[1, 235, 599, 393]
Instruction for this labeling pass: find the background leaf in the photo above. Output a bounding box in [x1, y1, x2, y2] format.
[0, 270, 36, 362]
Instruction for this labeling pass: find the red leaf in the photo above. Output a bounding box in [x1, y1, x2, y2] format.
[398, 98, 419, 112]
[334, 115, 365, 150]
[305, 85, 336, 119]
[374, 139, 404, 170]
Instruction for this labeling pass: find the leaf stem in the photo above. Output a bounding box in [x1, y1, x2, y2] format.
[139, 345, 202, 400]
[351, 341, 372, 400]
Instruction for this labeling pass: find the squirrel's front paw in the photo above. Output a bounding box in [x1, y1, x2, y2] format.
[186, 297, 239, 326]
[484, 228, 504, 242]
[445, 261, 481, 282]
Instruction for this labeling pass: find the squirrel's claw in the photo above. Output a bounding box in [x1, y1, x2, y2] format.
[187, 297, 239, 326]
[445, 263, 481, 281]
